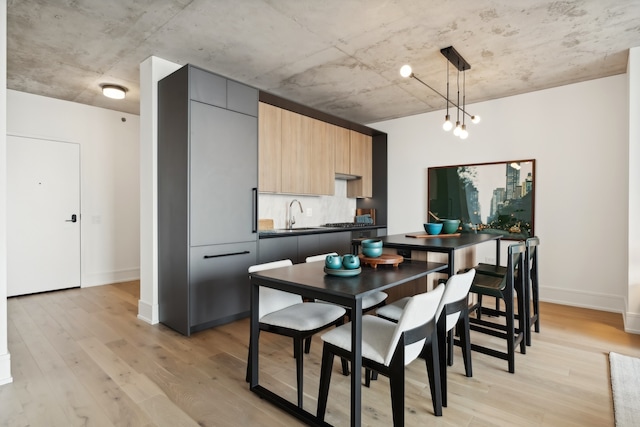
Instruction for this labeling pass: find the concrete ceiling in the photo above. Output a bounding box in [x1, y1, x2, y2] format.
[7, 0, 640, 125]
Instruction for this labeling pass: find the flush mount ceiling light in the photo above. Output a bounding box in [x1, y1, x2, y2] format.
[400, 46, 481, 140]
[101, 84, 127, 100]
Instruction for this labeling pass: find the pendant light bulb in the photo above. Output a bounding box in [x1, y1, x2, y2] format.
[460, 125, 469, 139]
[471, 115, 481, 124]
[453, 121, 461, 136]
[400, 65, 413, 78]
[443, 115, 453, 131]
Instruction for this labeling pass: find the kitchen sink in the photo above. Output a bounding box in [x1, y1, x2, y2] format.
[261, 227, 323, 234]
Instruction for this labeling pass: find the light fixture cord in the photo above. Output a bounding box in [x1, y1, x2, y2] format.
[446, 61, 450, 115]
[456, 68, 460, 123]
[462, 69, 466, 125]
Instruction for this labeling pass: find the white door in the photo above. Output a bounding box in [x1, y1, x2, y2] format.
[7, 136, 81, 296]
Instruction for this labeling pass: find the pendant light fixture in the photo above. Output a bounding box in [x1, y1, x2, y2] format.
[400, 46, 481, 139]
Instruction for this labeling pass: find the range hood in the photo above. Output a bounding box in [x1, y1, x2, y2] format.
[335, 173, 361, 181]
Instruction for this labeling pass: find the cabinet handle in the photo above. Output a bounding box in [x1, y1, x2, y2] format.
[203, 250, 250, 259]
[252, 187, 258, 233]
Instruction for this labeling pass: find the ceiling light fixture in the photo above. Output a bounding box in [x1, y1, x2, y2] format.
[400, 46, 481, 139]
[101, 84, 127, 100]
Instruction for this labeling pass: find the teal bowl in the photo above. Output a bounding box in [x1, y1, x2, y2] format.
[362, 246, 383, 258]
[440, 219, 460, 234]
[423, 223, 443, 235]
[361, 239, 382, 248]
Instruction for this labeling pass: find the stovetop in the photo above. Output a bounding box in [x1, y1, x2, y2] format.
[322, 222, 372, 228]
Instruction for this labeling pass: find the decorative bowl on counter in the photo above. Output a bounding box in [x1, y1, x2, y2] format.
[361, 239, 383, 248]
[423, 223, 443, 235]
[362, 246, 383, 258]
[440, 219, 461, 234]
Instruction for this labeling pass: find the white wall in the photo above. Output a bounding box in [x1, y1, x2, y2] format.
[6, 90, 140, 287]
[138, 56, 181, 325]
[0, 0, 12, 386]
[371, 74, 631, 322]
[628, 47, 640, 332]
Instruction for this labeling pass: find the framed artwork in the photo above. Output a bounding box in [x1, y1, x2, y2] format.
[428, 159, 535, 239]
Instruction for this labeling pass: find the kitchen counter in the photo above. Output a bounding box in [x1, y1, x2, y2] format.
[258, 224, 386, 239]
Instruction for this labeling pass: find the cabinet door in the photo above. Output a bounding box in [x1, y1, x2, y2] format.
[190, 101, 258, 246]
[189, 66, 226, 108]
[308, 118, 335, 195]
[347, 131, 373, 198]
[190, 242, 257, 331]
[227, 80, 258, 117]
[258, 236, 298, 264]
[281, 110, 307, 194]
[258, 102, 282, 193]
[334, 125, 351, 175]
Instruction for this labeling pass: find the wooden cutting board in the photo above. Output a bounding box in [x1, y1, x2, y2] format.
[258, 219, 274, 231]
[405, 232, 461, 238]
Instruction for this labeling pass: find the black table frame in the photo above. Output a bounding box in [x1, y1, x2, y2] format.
[248, 260, 448, 427]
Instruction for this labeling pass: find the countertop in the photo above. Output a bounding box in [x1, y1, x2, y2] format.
[258, 224, 386, 239]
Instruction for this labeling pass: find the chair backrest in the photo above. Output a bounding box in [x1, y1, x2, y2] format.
[305, 252, 338, 263]
[437, 268, 476, 331]
[248, 259, 301, 319]
[384, 283, 446, 366]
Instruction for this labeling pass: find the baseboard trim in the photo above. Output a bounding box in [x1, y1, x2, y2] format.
[137, 299, 158, 325]
[623, 311, 640, 334]
[540, 285, 626, 314]
[82, 268, 140, 288]
[0, 352, 13, 386]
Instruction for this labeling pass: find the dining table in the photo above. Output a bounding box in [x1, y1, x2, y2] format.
[358, 232, 503, 278]
[248, 259, 448, 427]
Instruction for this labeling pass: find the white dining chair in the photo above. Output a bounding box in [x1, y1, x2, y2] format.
[316, 283, 446, 424]
[376, 268, 476, 406]
[247, 259, 346, 409]
[304, 252, 388, 374]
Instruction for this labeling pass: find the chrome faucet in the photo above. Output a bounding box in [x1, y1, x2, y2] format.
[288, 199, 303, 229]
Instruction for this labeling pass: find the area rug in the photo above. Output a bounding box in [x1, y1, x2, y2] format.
[609, 352, 640, 426]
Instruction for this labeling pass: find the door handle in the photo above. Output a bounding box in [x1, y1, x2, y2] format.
[66, 214, 77, 223]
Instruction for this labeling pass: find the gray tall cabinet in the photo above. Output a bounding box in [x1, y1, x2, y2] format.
[158, 64, 258, 336]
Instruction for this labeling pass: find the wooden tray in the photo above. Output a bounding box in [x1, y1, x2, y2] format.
[405, 232, 461, 238]
[359, 253, 404, 268]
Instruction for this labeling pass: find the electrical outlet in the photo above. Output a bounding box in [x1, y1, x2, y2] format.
[306, 208, 312, 217]
[485, 257, 496, 264]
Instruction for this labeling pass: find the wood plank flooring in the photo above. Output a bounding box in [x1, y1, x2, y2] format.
[1, 280, 639, 426]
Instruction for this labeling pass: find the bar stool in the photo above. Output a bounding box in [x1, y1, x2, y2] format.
[468, 242, 526, 373]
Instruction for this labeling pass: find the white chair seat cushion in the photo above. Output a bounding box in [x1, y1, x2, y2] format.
[363, 291, 388, 310]
[375, 296, 409, 320]
[321, 315, 396, 365]
[260, 302, 345, 331]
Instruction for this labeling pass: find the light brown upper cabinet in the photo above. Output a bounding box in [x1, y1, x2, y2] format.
[307, 118, 335, 195]
[258, 102, 282, 193]
[347, 130, 373, 198]
[333, 125, 351, 175]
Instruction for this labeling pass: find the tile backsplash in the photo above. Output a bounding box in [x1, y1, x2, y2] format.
[258, 180, 357, 229]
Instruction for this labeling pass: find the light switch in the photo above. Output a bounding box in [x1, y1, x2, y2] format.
[306, 208, 312, 217]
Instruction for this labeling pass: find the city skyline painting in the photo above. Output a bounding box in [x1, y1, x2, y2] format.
[428, 159, 535, 239]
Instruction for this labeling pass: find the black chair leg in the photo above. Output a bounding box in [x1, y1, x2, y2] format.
[389, 361, 406, 425]
[459, 312, 472, 377]
[423, 334, 443, 414]
[447, 329, 454, 366]
[316, 345, 335, 421]
[304, 336, 312, 354]
[294, 338, 304, 408]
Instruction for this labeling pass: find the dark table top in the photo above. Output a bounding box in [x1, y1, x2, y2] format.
[373, 232, 502, 251]
[249, 259, 448, 307]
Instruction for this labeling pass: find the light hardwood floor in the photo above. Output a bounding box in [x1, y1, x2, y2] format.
[2, 280, 639, 426]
